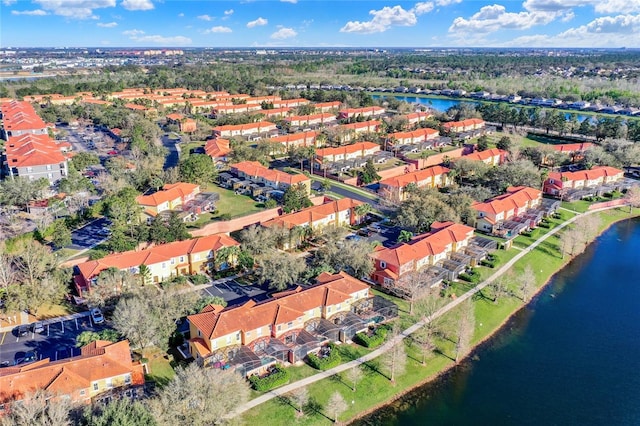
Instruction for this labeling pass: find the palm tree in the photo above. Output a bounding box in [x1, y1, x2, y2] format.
[354, 203, 373, 223]
[214, 246, 241, 271]
[138, 264, 151, 286]
[397, 230, 413, 243]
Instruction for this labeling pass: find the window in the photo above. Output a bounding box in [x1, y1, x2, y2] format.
[80, 390, 86, 396]
[277, 324, 282, 331]
[179, 256, 184, 263]
[327, 306, 332, 313]
[226, 335, 232, 344]
[212, 340, 217, 349]
[287, 321, 293, 329]
[194, 254, 200, 260]
[27, 167, 33, 172]
[198, 330, 201, 337]
[380, 261, 386, 269]
[124, 374, 131, 385]
[162, 263, 166, 269]
[93, 383, 99, 391]
[257, 328, 262, 336]
[106, 378, 113, 389]
[47, 173, 53, 179]
[236, 332, 240, 340]
[46, 164, 52, 170]
[171, 259, 175, 265]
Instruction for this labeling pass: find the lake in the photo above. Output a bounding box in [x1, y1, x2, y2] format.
[354, 218, 640, 426]
[373, 94, 595, 123]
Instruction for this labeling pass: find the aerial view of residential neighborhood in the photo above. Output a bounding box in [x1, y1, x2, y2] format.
[1, 1, 640, 425]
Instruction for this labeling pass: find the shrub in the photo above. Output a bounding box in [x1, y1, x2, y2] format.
[539, 222, 550, 229]
[189, 274, 209, 285]
[480, 259, 496, 268]
[249, 365, 290, 391]
[459, 269, 480, 283]
[306, 343, 342, 370]
[354, 325, 388, 348]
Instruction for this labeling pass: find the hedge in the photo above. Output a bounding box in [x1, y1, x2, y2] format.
[306, 344, 341, 370]
[249, 365, 290, 391]
[459, 270, 480, 283]
[354, 326, 388, 348]
[480, 259, 496, 268]
[189, 274, 209, 285]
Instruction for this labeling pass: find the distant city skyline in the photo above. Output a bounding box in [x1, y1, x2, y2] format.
[2, 0, 639, 48]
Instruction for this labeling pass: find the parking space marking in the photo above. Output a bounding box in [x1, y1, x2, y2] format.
[0, 331, 6, 345]
[202, 286, 215, 296]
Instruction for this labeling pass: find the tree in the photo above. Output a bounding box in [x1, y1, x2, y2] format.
[558, 227, 582, 259]
[358, 159, 381, 185]
[397, 229, 413, 243]
[382, 326, 407, 383]
[112, 294, 159, 357]
[455, 299, 475, 364]
[395, 189, 460, 233]
[396, 269, 429, 315]
[282, 183, 313, 213]
[70, 151, 100, 171]
[354, 202, 372, 219]
[239, 225, 277, 257]
[625, 186, 640, 213]
[76, 329, 120, 347]
[327, 391, 348, 423]
[345, 365, 364, 392]
[166, 211, 190, 242]
[51, 220, 72, 249]
[148, 363, 250, 426]
[178, 154, 217, 185]
[496, 136, 512, 152]
[487, 275, 510, 304]
[476, 135, 489, 152]
[313, 239, 374, 278]
[573, 215, 602, 249]
[191, 295, 227, 314]
[288, 387, 309, 415]
[0, 390, 72, 426]
[517, 264, 537, 303]
[79, 398, 156, 426]
[258, 252, 306, 290]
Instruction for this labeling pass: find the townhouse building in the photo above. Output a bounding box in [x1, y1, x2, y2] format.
[261, 198, 364, 248]
[245, 95, 281, 105]
[212, 121, 277, 138]
[0, 340, 144, 412]
[266, 131, 318, 154]
[204, 138, 231, 164]
[371, 221, 475, 287]
[472, 186, 543, 236]
[543, 166, 624, 199]
[271, 98, 310, 108]
[212, 104, 264, 116]
[187, 271, 374, 372]
[284, 113, 337, 128]
[338, 120, 382, 142]
[3, 133, 70, 184]
[338, 106, 385, 120]
[259, 107, 292, 119]
[462, 148, 506, 166]
[378, 166, 450, 201]
[405, 111, 433, 125]
[0, 100, 49, 139]
[229, 161, 311, 194]
[441, 118, 485, 134]
[313, 101, 342, 112]
[135, 182, 200, 222]
[315, 141, 381, 164]
[74, 234, 240, 294]
[388, 128, 439, 147]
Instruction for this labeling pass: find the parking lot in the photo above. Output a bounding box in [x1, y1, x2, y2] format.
[347, 223, 403, 248]
[200, 280, 269, 307]
[0, 313, 111, 367]
[69, 217, 111, 250]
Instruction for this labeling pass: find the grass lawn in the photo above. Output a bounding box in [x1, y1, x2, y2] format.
[145, 349, 177, 388]
[241, 206, 640, 425]
[373, 158, 407, 172]
[403, 145, 458, 160]
[201, 184, 265, 219]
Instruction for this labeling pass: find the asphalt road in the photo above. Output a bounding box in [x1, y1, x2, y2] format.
[68, 217, 111, 250]
[161, 134, 180, 170]
[0, 314, 111, 367]
[200, 280, 269, 307]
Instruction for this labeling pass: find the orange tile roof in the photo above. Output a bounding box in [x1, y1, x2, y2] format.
[405, 111, 433, 121]
[0, 340, 143, 404]
[5, 133, 68, 168]
[1, 100, 47, 132]
[315, 141, 380, 159]
[372, 222, 474, 269]
[546, 166, 623, 183]
[442, 118, 485, 130]
[379, 166, 449, 189]
[204, 138, 231, 158]
[166, 113, 185, 121]
[285, 113, 336, 124]
[339, 106, 385, 116]
[268, 131, 318, 145]
[313, 101, 342, 110]
[462, 148, 506, 163]
[187, 271, 369, 341]
[390, 127, 439, 142]
[551, 143, 594, 153]
[262, 198, 363, 229]
[230, 161, 310, 186]
[472, 186, 542, 216]
[213, 121, 276, 133]
[76, 234, 239, 283]
[341, 120, 382, 131]
[135, 182, 199, 208]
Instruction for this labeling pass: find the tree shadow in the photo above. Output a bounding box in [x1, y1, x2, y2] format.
[303, 397, 333, 422]
[329, 373, 354, 392]
[433, 347, 455, 362]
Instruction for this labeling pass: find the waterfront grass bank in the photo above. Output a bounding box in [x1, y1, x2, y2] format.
[240, 206, 639, 425]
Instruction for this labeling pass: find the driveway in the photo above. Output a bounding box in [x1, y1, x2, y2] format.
[161, 134, 180, 170]
[0, 314, 111, 367]
[68, 217, 111, 250]
[199, 280, 269, 307]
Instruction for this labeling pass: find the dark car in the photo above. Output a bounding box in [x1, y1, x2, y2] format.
[14, 351, 37, 365]
[15, 324, 28, 337]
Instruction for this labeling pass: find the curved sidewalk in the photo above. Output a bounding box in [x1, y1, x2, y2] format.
[231, 204, 625, 417]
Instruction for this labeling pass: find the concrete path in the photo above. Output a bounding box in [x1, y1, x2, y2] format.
[231, 203, 627, 417]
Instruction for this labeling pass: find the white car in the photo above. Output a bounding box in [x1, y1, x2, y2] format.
[90, 308, 104, 324]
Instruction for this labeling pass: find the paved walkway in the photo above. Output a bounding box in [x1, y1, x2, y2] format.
[231, 203, 627, 418]
[0, 311, 91, 333]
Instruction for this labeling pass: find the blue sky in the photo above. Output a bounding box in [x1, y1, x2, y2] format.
[2, 0, 640, 48]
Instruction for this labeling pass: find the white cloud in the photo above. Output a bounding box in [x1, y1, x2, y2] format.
[561, 11, 575, 22]
[206, 26, 232, 33]
[341, 5, 418, 34]
[11, 9, 48, 15]
[122, 29, 145, 36]
[595, 0, 640, 14]
[178, 12, 184, 17]
[271, 27, 297, 39]
[506, 14, 640, 47]
[33, 0, 115, 19]
[281, 0, 297, 3]
[449, 4, 559, 34]
[435, 0, 461, 5]
[413, 2, 434, 16]
[247, 17, 268, 28]
[121, 0, 153, 10]
[522, 0, 639, 14]
[97, 21, 118, 27]
[224, 9, 234, 15]
[197, 14, 212, 21]
[3, 0, 17, 5]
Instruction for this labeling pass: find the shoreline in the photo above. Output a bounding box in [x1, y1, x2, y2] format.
[346, 209, 639, 424]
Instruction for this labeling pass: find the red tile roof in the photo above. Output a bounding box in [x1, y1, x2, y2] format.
[187, 271, 369, 341]
[472, 186, 541, 216]
[315, 141, 380, 159]
[5, 133, 68, 168]
[135, 182, 200, 208]
[262, 198, 363, 229]
[0, 340, 144, 404]
[379, 166, 449, 189]
[551, 143, 594, 153]
[230, 161, 310, 186]
[546, 166, 623, 183]
[0, 100, 47, 132]
[462, 148, 506, 163]
[204, 138, 231, 159]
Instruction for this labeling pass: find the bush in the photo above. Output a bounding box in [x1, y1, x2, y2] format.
[189, 274, 209, 285]
[480, 259, 496, 268]
[89, 249, 110, 260]
[249, 365, 290, 391]
[354, 325, 388, 348]
[459, 269, 480, 283]
[539, 222, 551, 229]
[306, 343, 342, 370]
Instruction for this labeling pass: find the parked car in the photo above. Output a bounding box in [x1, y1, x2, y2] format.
[32, 321, 44, 334]
[15, 324, 28, 337]
[14, 350, 37, 365]
[90, 308, 104, 324]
